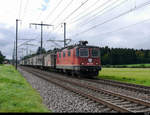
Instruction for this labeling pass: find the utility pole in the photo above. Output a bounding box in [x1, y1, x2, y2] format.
[64, 22, 66, 47]
[16, 19, 21, 70]
[30, 21, 53, 54]
[12, 41, 15, 66]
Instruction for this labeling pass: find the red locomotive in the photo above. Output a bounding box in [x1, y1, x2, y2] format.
[56, 41, 101, 77]
[20, 41, 102, 77]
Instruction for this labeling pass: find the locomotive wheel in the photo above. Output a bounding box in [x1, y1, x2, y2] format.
[77, 73, 81, 78]
[77, 75, 81, 78]
[71, 71, 75, 76]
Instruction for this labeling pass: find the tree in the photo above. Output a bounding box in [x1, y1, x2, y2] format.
[36, 47, 46, 54]
[0, 51, 5, 64]
[100, 46, 150, 65]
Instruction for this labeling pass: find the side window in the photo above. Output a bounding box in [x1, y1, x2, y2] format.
[63, 52, 65, 57]
[68, 50, 71, 56]
[59, 52, 61, 58]
[76, 48, 79, 56]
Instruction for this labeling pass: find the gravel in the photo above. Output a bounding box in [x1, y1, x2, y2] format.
[18, 68, 112, 113]
[31, 68, 150, 102]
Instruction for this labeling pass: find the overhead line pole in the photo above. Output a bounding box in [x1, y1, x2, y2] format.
[16, 19, 21, 70]
[64, 22, 66, 47]
[13, 40, 15, 66]
[30, 21, 53, 54]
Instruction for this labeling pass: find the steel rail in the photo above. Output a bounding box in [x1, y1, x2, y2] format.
[20, 67, 130, 112]
[30, 68, 150, 108]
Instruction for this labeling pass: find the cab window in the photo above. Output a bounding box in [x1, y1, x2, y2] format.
[79, 48, 89, 57]
[92, 48, 100, 57]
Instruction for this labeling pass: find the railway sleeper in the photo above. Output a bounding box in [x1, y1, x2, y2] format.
[107, 109, 117, 112]
[104, 98, 116, 101]
[87, 100, 94, 104]
[119, 101, 131, 104]
[109, 100, 125, 103]
[116, 102, 131, 106]
[101, 108, 113, 112]
[122, 103, 138, 107]
[96, 105, 105, 108]
[133, 108, 150, 112]
[129, 106, 147, 110]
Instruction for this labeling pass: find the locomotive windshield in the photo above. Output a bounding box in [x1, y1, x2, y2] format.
[92, 48, 100, 57]
[79, 48, 89, 57]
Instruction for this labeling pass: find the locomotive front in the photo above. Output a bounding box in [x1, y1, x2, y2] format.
[76, 45, 101, 77]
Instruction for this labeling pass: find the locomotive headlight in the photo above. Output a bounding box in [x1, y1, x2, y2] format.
[96, 63, 98, 65]
[81, 62, 84, 65]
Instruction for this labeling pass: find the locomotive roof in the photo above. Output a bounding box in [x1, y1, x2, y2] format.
[58, 45, 99, 52]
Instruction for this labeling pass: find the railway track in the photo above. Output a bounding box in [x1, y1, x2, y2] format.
[89, 78, 150, 95]
[20, 66, 150, 113]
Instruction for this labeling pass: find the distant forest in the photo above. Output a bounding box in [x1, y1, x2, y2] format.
[100, 46, 150, 65]
[0, 51, 5, 64]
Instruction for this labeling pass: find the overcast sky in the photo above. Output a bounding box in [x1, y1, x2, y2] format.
[0, 0, 150, 59]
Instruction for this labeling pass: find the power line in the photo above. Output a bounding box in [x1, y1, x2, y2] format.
[50, 0, 74, 24]
[22, 0, 29, 20]
[68, 0, 100, 22]
[63, 0, 90, 22]
[98, 18, 150, 36]
[18, 0, 22, 19]
[70, 0, 150, 38]
[69, 0, 112, 24]
[54, 0, 90, 30]
[69, 0, 127, 26]
[44, 0, 64, 22]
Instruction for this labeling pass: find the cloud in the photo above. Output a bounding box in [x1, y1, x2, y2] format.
[39, 0, 50, 11]
[0, 25, 15, 59]
[0, 0, 150, 59]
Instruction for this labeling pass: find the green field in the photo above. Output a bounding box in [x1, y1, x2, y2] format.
[99, 68, 150, 86]
[103, 63, 150, 68]
[122, 63, 150, 68]
[0, 65, 50, 112]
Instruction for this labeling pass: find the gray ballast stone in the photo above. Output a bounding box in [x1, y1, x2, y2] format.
[18, 68, 109, 113]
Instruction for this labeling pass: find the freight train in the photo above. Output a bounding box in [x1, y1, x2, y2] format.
[20, 41, 102, 77]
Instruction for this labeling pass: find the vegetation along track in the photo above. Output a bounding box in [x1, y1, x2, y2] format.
[20, 66, 150, 113]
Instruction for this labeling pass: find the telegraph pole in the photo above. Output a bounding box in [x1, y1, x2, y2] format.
[16, 19, 21, 70]
[30, 21, 53, 54]
[12, 41, 15, 66]
[64, 22, 66, 47]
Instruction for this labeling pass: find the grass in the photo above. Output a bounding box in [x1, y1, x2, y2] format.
[99, 68, 150, 87]
[123, 63, 150, 68]
[0, 65, 50, 112]
[103, 63, 150, 68]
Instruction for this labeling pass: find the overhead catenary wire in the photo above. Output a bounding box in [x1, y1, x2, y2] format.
[69, 0, 150, 39]
[69, 0, 127, 26]
[62, 0, 90, 22]
[18, 0, 22, 19]
[96, 17, 150, 36]
[68, 0, 100, 22]
[54, 0, 90, 30]
[66, 0, 128, 36]
[21, 0, 29, 20]
[50, 0, 74, 24]
[44, 0, 64, 22]
[54, 0, 117, 32]
[68, 0, 112, 24]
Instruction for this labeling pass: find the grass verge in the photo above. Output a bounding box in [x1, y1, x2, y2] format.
[103, 63, 150, 68]
[0, 65, 50, 112]
[99, 68, 150, 87]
